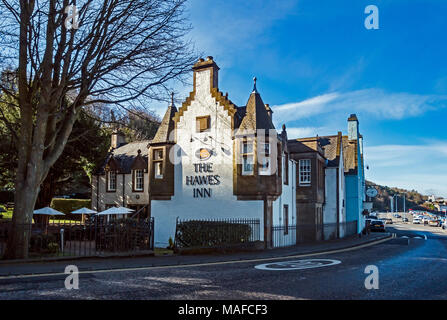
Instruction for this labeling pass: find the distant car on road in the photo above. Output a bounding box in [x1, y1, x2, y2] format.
[413, 218, 422, 224]
[393, 214, 401, 218]
[402, 217, 409, 222]
[370, 220, 386, 232]
[422, 217, 430, 225]
[382, 218, 393, 224]
[429, 219, 441, 227]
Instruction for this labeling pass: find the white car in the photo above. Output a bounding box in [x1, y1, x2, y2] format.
[413, 218, 422, 224]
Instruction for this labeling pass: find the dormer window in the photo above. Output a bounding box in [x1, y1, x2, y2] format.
[153, 148, 163, 179]
[107, 171, 117, 192]
[133, 169, 144, 191]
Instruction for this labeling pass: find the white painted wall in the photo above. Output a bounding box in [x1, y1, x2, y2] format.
[151, 69, 264, 247]
[272, 157, 297, 247]
[323, 149, 347, 239]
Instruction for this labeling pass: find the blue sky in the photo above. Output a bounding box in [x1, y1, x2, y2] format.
[155, 0, 447, 197]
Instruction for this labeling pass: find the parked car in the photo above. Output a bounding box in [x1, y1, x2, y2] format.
[413, 218, 422, 224]
[393, 214, 401, 218]
[370, 220, 386, 232]
[422, 217, 430, 224]
[429, 219, 441, 227]
[382, 218, 393, 224]
[402, 217, 409, 222]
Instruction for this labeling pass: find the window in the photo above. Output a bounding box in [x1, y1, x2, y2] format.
[241, 140, 254, 175]
[284, 153, 289, 185]
[259, 142, 270, 176]
[196, 116, 210, 133]
[134, 169, 144, 191]
[299, 159, 311, 186]
[153, 149, 163, 179]
[284, 205, 289, 235]
[107, 171, 117, 191]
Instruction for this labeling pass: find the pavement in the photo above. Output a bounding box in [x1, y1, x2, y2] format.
[0, 232, 390, 277]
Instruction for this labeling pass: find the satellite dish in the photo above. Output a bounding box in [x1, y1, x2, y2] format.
[366, 188, 378, 198]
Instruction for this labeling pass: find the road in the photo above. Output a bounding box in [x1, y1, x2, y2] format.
[1, 222, 447, 300]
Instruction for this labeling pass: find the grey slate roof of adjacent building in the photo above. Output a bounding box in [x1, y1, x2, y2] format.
[97, 140, 150, 175]
[342, 136, 358, 174]
[319, 134, 342, 168]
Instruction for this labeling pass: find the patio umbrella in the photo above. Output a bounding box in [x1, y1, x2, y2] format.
[71, 207, 97, 214]
[97, 206, 134, 215]
[33, 207, 65, 216]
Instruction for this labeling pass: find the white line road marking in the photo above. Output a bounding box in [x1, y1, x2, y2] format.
[254, 259, 341, 271]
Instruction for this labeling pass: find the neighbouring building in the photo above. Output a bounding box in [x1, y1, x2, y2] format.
[343, 114, 366, 233]
[287, 137, 326, 241]
[320, 132, 347, 239]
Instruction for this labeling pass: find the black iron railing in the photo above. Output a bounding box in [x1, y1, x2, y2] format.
[272, 225, 297, 248]
[175, 217, 260, 248]
[272, 220, 359, 248]
[0, 217, 154, 259]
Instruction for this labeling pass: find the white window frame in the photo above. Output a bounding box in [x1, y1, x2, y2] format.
[259, 142, 271, 176]
[299, 159, 311, 186]
[134, 169, 144, 191]
[241, 140, 254, 176]
[108, 171, 117, 191]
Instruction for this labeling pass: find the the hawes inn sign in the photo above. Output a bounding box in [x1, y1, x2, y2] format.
[185, 148, 221, 198]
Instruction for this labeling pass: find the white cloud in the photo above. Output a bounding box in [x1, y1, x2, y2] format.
[282, 126, 324, 138]
[272, 89, 447, 125]
[365, 143, 447, 197]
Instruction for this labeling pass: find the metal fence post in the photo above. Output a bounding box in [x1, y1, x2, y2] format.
[60, 228, 64, 254]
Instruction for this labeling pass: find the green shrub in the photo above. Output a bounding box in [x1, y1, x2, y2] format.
[29, 233, 59, 253]
[175, 220, 252, 248]
[50, 198, 92, 221]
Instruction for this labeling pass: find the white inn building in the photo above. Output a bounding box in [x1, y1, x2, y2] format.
[92, 57, 365, 248]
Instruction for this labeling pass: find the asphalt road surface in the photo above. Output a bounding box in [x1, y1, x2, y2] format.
[1, 223, 447, 300]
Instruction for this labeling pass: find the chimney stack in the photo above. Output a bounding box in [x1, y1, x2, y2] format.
[348, 114, 359, 141]
[111, 129, 126, 149]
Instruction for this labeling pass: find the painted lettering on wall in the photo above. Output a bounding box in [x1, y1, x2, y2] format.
[186, 163, 221, 198]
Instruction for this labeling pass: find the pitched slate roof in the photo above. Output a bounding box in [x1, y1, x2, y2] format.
[287, 139, 318, 154]
[151, 100, 177, 144]
[238, 84, 275, 131]
[342, 136, 358, 174]
[319, 132, 342, 168]
[97, 140, 150, 174]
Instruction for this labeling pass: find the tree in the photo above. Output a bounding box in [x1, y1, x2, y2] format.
[0, 0, 196, 259]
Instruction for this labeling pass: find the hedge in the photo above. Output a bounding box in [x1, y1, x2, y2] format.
[50, 198, 92, 221]
[175, 220, 252, 248]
